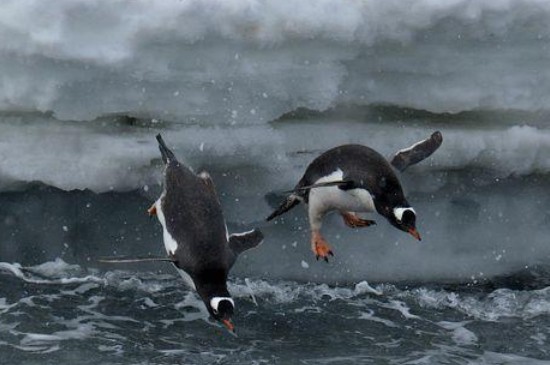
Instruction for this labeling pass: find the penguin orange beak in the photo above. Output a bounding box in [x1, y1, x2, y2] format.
[222, 319, 235, 333]
[408, 228, 421, 241]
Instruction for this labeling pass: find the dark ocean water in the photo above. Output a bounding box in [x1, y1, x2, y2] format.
[1, 260, 550, 365]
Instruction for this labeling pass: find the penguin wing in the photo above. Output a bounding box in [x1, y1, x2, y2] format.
[390, 131, 443, 172]
[266, 193, 301, 221]
[228, 229, 264, 257]
[98, 255, 175, 264]
[286, 180, 354, 193]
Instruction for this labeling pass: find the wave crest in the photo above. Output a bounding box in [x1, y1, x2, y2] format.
[2, 1, 550, 120]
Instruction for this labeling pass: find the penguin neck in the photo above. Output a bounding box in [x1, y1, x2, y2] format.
[201, 285, 231, 301]
[197, 282, 231, 316]
[375, 196, 411, 219]
[195, 270, 230, 302]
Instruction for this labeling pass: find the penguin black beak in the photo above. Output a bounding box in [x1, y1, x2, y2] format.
[408, 228, 421, 241]
[222, 318, 235, 333]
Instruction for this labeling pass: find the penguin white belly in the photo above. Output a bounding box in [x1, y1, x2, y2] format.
[154, 198, 178, 256]
[309, 186, 375, 213]
[154, 198, 197, 290]
[308, 169, 376, 214]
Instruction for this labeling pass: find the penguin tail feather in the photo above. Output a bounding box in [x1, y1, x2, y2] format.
[156, 134, 177, 164]
[266, 194, 301, 221]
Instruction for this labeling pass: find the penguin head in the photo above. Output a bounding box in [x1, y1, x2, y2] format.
[389, 207, 421, 241]
[209, 296, 235, 332]
[196, 274, 236, 333]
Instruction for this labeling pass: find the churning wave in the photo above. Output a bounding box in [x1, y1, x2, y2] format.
[0, 0, 549, 301]
[2, 258, 550, 321]
[1, 259, 550, 363]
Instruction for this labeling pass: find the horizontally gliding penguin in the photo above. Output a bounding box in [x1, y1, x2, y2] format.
[267, 131, 442, 262]
[148, 134, 264, 332]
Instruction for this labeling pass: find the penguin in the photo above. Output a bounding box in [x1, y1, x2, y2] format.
[266, 131, 442, 262]
[148, 134, 264, 332]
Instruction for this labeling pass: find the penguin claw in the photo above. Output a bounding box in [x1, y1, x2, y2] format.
[311, 231, 334, 263]
[342, 213, 376, 228]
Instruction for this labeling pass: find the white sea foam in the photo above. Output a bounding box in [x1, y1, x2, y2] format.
[381, 300, 421, 319]
[25, 257, 82, 278]
[1, 261, 550, 363]
[0, 259, 171, 292]
[229, 278, 385, 305]
[2, 259, 550, 324]
[354, 281, 383, 296]
[438, 321, 478, 346]
[358, 309, 399, 328]
[0, 297, 17, 314]
[472, 352, 550, 365]
[412, 286, 550, 321]
[20, 325, 94, 345]
[0, 260, 104, 285]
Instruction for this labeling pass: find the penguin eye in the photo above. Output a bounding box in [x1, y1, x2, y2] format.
[210, 297, 234, 315]
[393, 208, 407, 224]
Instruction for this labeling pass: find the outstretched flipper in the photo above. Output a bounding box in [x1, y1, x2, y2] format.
[286, 180, 354, 193]
[98, 255, 175, 264]
[266, 194, 301, 221]
[156, 134, 177, 164]
[228, 229, 264, 256]
[390, 131, 443, 172]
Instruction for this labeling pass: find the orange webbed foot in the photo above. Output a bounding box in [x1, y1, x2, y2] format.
[341, 212, 376, 228]
[311, 231, 334, 263]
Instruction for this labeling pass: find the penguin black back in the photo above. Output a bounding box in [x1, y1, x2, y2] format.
[297, 144, 406, 210]
[159, 160, 229, 275]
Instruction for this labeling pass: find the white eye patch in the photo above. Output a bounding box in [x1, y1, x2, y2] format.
[210, 297, 235, 313]
[393, 207, 416, 223]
